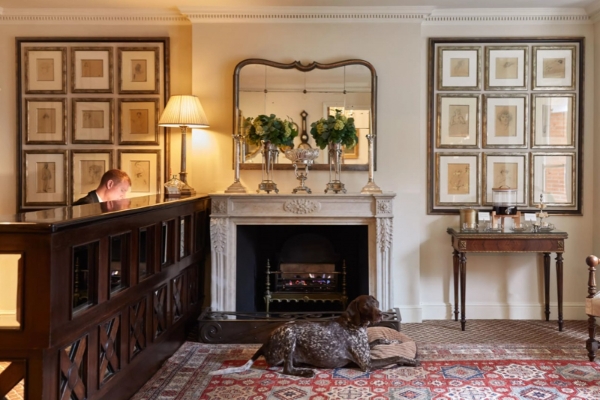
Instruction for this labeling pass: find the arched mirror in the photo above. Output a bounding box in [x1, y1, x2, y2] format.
[234, 59, 377, 171]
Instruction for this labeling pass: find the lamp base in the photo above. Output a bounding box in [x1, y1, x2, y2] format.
[180, 181, 196, 196]
[360, 180, 383, 194]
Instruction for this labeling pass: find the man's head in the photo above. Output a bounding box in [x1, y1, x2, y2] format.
[96, 169, 131, 201]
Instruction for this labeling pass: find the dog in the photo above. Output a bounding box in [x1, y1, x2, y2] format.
[209, 295, 419, 377]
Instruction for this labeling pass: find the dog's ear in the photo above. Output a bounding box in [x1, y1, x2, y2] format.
[345, 298, 363, 327]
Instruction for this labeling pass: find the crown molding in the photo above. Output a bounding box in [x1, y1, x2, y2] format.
[0, 8, 189, 24]
[179, 6, 433, 23]
[424, 8, 590, 25]
[0, 5, 595, 25]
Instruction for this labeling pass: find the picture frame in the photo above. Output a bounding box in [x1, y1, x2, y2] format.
[428, 38, 583, 214]
[118, 47, 160, 94]
[485, 46, 528, 90]
[72, 98, 114, 144]
[343, 141, 359, 159]
[118, 99, 159, 145]
[24, 47, 67, 94]
[531, 93, 575, 148]
[71, 150, 113, 203]
[23, 150, 67, 206]
[71, 47, 113, 93]
[118, 150, 161, 197]
[25, 98, 67, 144]
[482, 153, 527, 206]
[531, 153, 575, 207]
[437, 46, 481, 90]
[436, 94, 479, 148]
[483, 94, 527, 148]
[435, 153, 480, 206]
[532, 46, 576, 90]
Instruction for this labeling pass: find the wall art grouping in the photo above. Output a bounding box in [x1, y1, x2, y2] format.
[427, 37, 583, 215]
[17, 37, 170, 211]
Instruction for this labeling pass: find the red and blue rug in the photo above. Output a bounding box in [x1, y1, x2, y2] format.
[133, 342, 600, 399]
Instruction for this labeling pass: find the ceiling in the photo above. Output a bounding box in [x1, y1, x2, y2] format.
[0, 0, 598, 11]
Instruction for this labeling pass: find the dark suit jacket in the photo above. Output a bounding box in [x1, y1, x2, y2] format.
[73, 190, 100, 205]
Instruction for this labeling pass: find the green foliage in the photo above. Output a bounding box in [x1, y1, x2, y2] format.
[309, 110, 358, 150]
[245, 114, 298, 146]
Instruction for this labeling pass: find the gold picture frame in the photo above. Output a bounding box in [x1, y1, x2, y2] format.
[532, 46, 576, 90]
[118, 47, 160, 94]
[531, 152, 576, 207]
[436, 94, 480, 148]
[118, 98, 159, 145]
[531, 93, 575, 148]
[482, 94, 528, 149]
[71, 47, 114, 93]
[435, 153, 480, 206]
[484, 45, 528, 90]
[23, 150, 67, 206]
[482, 153, 527, 206]
[25, 98, 67, 145]
[118, 149, 161, 197]
[24, 47, 67, 94]
[71, 150, 113, 203]
[437, 46, 481, 90]
[72, 98, 114, 144]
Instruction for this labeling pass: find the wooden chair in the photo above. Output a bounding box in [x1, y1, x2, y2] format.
[585, 255, 600, 361]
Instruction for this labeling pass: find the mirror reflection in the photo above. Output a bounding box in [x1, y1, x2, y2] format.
[234, 59, 376, 170]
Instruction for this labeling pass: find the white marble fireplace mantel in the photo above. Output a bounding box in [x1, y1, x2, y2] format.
[209, 192, 396, 312]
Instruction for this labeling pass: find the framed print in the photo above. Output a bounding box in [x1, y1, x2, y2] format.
[483, 95, 527, 148]
[435, 153, 479, 206]
[485, 46, 527, 90]
[532, 93, 575, 148]
[437, 46, 481, 90]
[118, 150, 161, 197]
[482, 153, 527, 205]
[23, 150, 67, 206]
[532, 46, 576, 90]
[531, 153, 575, 206]
[428, 38, 582, 214]
[25, 98, 67, 144]
[436, 94, 479, 148]
[118, 99, 159, 145]
[71, 150, 113, 203]
[72, 98, 114, 144]
[118, 47, 159, 94]
[24, 47, 67, 94]
[71, 47, 113, 93]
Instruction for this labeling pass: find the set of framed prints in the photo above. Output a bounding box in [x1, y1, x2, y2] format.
[17, 37, 170, 210]
[428, 37, 582, 215]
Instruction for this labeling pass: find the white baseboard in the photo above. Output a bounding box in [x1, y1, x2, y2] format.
[398, 302, 588, 323]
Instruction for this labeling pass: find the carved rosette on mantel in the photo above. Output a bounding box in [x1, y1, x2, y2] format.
[208, 193, 396, 312]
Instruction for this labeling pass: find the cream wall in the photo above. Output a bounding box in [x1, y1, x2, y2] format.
[189, 17, 595, 322]
[0, 22, 192, 215]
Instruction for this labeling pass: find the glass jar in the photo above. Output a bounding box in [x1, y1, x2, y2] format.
[492, 187, 517, 215]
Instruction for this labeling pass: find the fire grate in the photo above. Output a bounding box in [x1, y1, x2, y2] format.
[264, 259, 347, 313]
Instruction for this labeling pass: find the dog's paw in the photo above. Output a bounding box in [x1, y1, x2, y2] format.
[298, 369, 315, 378]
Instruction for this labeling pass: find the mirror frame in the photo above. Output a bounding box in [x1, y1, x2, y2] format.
[233, 58, 377, 171]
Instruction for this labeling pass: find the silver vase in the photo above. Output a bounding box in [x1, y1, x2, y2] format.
[325, 142, 346, 194]
[284, 147, 320, 194]
[257, 141, 279, 193]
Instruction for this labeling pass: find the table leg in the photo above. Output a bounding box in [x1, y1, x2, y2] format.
[556, 252, 564, 331]
[453, 249, 459, 321]
[543, 252, 550, 321]
[459, 252, 467, 331]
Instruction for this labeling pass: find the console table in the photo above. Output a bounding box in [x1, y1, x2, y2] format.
[446, 227, 568, 332]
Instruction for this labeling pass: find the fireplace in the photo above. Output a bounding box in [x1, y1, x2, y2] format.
[209, 193, 395, 312]
[236, 226, 368, 313]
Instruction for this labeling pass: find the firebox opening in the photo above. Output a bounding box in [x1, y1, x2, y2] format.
[236, 225, 369, 313]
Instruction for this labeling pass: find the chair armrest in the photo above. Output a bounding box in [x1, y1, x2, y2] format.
[587, 255, 599, 298]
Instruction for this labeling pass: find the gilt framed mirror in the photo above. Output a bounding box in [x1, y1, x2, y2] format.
[234, 59, 377, 171]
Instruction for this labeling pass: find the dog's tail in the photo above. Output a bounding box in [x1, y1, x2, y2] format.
[208, 344, 265, 375]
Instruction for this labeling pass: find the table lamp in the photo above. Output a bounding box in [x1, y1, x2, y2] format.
[159, 95, 209, 196]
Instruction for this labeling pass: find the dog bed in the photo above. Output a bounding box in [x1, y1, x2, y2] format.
[367, 326, 418, 361]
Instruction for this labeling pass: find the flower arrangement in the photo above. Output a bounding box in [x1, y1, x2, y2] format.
[309, 110, 358, 150]
[245, 114, 298, 147]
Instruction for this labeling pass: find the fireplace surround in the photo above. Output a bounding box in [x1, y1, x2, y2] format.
[209, 193, 395, 311]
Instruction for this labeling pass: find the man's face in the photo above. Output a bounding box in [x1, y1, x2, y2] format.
[105, 180, 130, 200]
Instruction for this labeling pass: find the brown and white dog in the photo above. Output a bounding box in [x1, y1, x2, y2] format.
[209, 295, 419, 377]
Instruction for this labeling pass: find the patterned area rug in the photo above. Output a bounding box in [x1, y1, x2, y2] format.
[132, 340, 600, 399]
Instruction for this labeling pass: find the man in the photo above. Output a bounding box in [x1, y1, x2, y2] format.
[73, 169, 131, 205]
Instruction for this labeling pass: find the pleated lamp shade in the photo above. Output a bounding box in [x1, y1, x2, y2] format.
[158, 95, 209, 128]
